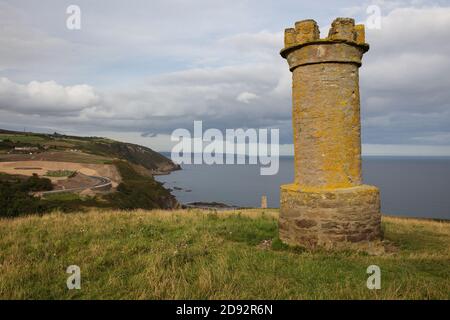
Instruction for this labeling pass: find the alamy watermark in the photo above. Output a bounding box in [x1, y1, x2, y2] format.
[366, 265, 381, 290]
[171, 121, 280, 175]
[66, 265, 81, 290]
[66, 5, 81, 30]
[366, 5, 381, 30]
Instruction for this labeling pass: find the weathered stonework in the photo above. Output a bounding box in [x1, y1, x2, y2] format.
[279, 18, 382, 249]
[261, 195, 268, 209]
[280, 184, 381, 248]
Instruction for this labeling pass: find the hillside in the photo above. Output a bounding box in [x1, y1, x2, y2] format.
[0, 129, 180, 215]
[0, 129, 180, 174]
[0, 209, 448, 299]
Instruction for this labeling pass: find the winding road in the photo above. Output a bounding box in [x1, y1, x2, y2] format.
[40, 175, 112, 195]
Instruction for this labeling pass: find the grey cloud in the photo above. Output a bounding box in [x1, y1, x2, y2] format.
[0, 1, 449, 149]
[360, 6, 450, 145]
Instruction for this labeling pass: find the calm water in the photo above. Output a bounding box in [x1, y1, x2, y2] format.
[156, 156, 450, 220]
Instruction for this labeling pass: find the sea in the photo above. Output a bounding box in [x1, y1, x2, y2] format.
[156, 156, 450, 220]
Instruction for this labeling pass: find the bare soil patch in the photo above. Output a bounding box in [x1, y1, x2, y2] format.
[53, 173, 99, 190]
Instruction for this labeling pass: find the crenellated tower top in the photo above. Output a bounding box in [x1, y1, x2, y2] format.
[283, 18, 367, 48]
[281, 18, 369, 71]
[278, 17, 382, 249]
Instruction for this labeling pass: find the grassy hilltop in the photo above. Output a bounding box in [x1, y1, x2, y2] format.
[0, 209, 448, 299]
[0, 129, 179, 173]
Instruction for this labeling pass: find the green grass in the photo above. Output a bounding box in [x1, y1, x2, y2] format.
[42, 193, 83, 202]
[0, 134, 46, 144]
[0, 209, 448, 299]
[105, 160, 177, 209]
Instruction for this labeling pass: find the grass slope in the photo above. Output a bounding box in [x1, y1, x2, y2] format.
[0, 209, 448, 299]
[0, 161, 177, 217]
[0, 129, 180, 213]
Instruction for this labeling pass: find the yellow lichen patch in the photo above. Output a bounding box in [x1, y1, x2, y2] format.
[355, 24, 365, 44]
[284, 28, 296, 47]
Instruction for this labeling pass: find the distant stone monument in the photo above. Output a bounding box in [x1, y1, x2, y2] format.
[261, 195, 268, 209]
[279, 18, 382, 248]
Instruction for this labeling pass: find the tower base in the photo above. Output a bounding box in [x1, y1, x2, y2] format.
[279, 184, 382, 249]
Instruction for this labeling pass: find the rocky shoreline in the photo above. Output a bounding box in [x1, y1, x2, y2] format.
[183, 201, 243, 211]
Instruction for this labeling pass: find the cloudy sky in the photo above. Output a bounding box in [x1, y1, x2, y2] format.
[1, 0, 450, 155]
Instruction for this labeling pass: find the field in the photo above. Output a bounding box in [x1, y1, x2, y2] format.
[0, 209, 448, 299]
[0, 151, 112, 164]
[42, 192, 84, 201]
[0, 161, 120, 185]
[0, 133, 47, 144]
[0, 130, 179, 174]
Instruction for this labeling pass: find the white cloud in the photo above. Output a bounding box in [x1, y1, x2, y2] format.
[236, 91, 259, 104]
[0, 77, 99, 114]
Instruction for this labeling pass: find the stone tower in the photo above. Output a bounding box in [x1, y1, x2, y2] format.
[261, 195, 268, 209]
[279, 18, 381, 248]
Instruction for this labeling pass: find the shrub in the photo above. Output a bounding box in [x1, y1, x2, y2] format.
[20, 174, 53, 192]
[0, 180, 47, 217]
[106, 161, 177, 210]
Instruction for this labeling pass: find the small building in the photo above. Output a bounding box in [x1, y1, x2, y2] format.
[14, 147, 39, 151]
[12, 146, 39, 154]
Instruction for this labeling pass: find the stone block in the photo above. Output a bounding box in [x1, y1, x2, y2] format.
[279, 184, 382, 248]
